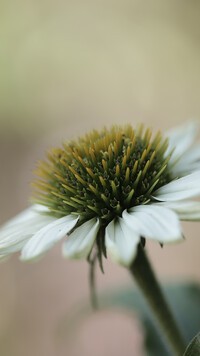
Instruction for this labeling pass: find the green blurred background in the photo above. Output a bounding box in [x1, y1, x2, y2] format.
[0, 1, 200, 355]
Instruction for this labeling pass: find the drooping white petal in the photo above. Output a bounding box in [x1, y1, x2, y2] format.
[123, 204, 183, 243]
[21, 215, 79, 261]
[105, 218, 140, 267]
[0, 204, 49, 231]
[0, 205, 55, 254]
[153, 171, 200, 201]
[172, 161, 200, 177]
[180, 144, 200, 165]
[171, 144, 200, 176]
[62, 218, 100, 259]
[0, 240, 33, 255]
[165, 120, 198, 164]
[159, 201, 200, 221]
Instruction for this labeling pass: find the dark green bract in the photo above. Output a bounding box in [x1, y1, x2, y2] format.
[32, 124, 172, 225]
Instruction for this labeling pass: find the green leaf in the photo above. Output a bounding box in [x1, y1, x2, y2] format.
[101, 283, 200, 356]
[184, 332, 200, 356]
[58, 283, 200, 356]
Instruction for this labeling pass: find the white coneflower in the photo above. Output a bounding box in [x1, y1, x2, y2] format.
[2, 120, 198, 355]
[0, 121, 199, 266]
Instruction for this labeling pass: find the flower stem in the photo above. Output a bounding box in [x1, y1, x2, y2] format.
[129, 243, 186, 356]
[88, 250, 98, 310]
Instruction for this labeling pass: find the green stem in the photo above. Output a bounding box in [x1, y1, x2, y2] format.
[88, 251, 98, 310]
[129, 244, 186, 356]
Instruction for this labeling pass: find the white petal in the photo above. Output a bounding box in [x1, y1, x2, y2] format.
[62, 218, 99, 259]
[123, 204, 183, 243]
[0, 205, 55, 253]
[0, 204, 48, 230]
[159, 201, 200, 221]
[172, 161, 200, 177]
[153, 171, 200, 201]
[165, 120, 199, 164]
[21, 215, 79, 261]
[105, 218, 140, 267]
[171, 145, 200, 176]
[180, 144, 200, 164]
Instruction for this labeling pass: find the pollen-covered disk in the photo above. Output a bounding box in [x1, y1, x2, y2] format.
[32, 124, 172, 225]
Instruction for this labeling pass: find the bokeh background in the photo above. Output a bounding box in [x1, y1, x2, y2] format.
[0, 1, 200, 355]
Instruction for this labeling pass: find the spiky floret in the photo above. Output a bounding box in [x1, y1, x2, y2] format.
[32, 124, 173, 226]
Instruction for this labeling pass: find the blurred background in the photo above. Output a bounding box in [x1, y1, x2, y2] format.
[0, 0, 200, 355]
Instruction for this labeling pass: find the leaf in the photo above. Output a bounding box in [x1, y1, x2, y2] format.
[101, 283, 200, 356]
[57, 283, 200, 356]
[184, 332, 200, 356]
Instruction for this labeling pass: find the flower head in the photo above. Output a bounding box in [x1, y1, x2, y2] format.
[0, 121, 200, 266]
[32, 125, 172, 224]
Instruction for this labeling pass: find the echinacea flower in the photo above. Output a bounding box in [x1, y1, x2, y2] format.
[0, 121, 200, 267]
